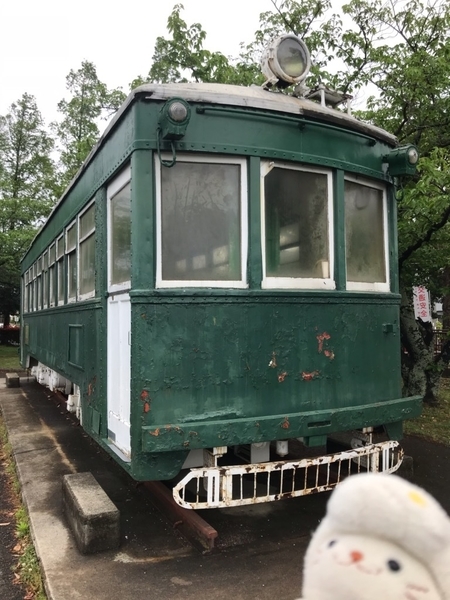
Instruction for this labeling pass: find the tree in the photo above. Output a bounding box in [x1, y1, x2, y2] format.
[0, 94, 57, 325]
[53, 61, 126, 189]
[130, 3, 261, 89]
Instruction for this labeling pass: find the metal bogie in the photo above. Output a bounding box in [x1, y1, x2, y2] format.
[20, 38, 421, 507]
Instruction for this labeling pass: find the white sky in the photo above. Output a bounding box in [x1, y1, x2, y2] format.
[1, 0, 277, 124]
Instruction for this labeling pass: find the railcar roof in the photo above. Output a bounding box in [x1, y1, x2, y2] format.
[122, 82, 397, 145]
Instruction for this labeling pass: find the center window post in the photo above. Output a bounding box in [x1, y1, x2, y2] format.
[155, 154, 248, 289]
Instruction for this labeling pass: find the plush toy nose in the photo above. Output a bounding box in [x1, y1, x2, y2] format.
[350, 551, 363, 563]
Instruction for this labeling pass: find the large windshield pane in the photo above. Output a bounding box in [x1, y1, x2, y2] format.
[345, 180, 386, 284]
[161, 162, 241, 282]
[264, 167, 329, 279]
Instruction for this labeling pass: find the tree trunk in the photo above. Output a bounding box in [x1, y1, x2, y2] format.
[400, 286, 448, 404]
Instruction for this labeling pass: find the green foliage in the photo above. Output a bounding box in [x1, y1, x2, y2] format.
[131, 3, 262, 89]
[53, 61, 126, 187]
[0, 346, 21, 370]
[0, 94, 57, 322]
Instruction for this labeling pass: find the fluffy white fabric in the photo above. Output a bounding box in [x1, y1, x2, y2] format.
[299, 473, 450, 600]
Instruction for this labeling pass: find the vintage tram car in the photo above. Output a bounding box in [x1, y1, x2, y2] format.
[21, 36, 421, 508]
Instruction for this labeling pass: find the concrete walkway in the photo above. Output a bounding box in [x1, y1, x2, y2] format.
[0, 380, 317, 600]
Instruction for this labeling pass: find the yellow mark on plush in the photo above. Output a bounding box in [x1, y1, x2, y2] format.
[408, 490, 427, 507]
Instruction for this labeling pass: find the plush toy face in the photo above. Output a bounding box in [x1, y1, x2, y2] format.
[303, 532, 442, 600]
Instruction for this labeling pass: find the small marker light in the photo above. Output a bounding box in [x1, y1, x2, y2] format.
[382, 145, 419, 177]
[158, 98, 191, 140]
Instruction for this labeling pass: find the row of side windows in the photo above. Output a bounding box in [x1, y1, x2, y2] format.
[23, 202, 96, 313]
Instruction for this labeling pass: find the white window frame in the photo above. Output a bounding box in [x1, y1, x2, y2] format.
[344, 175, 390, 293]
[66, 220, 77, 303]
[42, 251, 48, 309]
[155, 153, 248, 289]
[107, 166, 131, 294]
[261, 161, 335, 290]
[49, 243, 56, 307]
[56, 234, 65, 305]
[78, 200, 96, 301]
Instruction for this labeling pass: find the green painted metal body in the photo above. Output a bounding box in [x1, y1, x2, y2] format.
[20, 84, 422, 481]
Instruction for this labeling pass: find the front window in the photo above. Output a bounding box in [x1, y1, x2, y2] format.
[156, 155, 247, 288]
[345, 178, 389, 291]
[262, 163, 334, 289]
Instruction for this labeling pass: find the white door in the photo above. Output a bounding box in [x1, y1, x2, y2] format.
[107, 167, 132, 459]
[107, 293, 131, 458]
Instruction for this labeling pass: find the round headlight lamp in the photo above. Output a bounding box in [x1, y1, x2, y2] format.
[261, 35, 311, 87]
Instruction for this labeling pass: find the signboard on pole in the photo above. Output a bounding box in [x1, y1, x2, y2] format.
[413, 286, 432, 322]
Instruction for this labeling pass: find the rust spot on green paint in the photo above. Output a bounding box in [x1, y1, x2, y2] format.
[143, 402, 150, 413]
[278, 371, 288, 383]
[141, 390, 149, 401]
[281, 417, 290, 429]
[324, 349, 335, 360]
[189, 431, 198, 437]
[141, 313, 147, 320]
[317, 332, 331, 353]
[302, 371, 319, 381]
[149, 428, 160, 437]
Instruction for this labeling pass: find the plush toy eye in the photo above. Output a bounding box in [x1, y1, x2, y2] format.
[328, 540, 337, 548]
[387, 559, 401, 572]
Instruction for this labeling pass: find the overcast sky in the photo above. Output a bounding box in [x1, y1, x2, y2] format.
[1, 0, 278, 124]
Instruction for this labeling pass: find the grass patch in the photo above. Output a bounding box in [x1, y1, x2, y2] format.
[404, 378, 450, 445]
[0, 418, 47, 600]
[0, 345, 21, 370]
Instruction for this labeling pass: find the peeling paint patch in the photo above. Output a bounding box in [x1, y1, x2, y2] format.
[302, 370, 320, 381]
[268, 352, 277, 368]
[317, 332, 331, 353]
[143, 402, 151, 413]
[324, 349, 335, 360]
[278, 371, 288, 383]
[281, 417, 290, 429]
[141, 390, 149, 401]
[149, 428, 160, 437]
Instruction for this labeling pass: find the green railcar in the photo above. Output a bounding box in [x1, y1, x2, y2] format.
[21, 36, 421, 508]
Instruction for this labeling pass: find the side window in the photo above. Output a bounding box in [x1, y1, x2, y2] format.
[57, 235, 65, 304]
[36, 257, 42, 310]
[79, 202, 95, 299]
[344, 178, 389, 292]
[108, 169, 131, 291]
[43, 251, 48, 309]
[49, 243, 56, 307]
[262, 162, 334, 290]
[156, 154, 247, 288]
[23, 271, 29, 314]
[66, 222, 77, 302]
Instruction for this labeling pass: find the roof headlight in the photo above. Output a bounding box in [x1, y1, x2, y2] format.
[261, 35, 311, 88]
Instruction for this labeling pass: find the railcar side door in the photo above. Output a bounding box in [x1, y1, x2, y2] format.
[106, 169, 132, 458]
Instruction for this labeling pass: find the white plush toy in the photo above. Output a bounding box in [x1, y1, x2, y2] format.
[300, 473, 450, 600]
